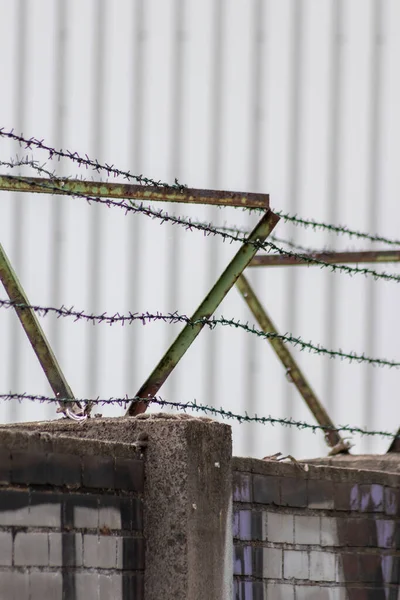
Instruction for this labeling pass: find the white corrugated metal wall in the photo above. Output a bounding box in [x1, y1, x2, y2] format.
[0, 0, 399, 458]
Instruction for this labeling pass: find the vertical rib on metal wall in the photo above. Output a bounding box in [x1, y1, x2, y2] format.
[165, 0, 185, 403]
[88, 0, 106, 396]
[9, 0, 28, 422]
[325, 0, 344, 415]
[284, 0, 304, 454]
[245, 0, 266, 455]
[49, 0, 68, 419]
[126, 0, 145, 395]
[364, 0, 384, 452]
[206, 0, 225, 408]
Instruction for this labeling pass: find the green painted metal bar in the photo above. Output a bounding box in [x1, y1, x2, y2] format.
[250, 250, 400, 267]
[127, 209, 280, 416]
[0, 174, 269, 209]
[236, 274, 346, 450]
[0, 242, 82, 418]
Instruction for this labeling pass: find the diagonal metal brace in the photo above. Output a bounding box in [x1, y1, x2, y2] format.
[127, 209, 280, 416]
[236, 274, 349, 451]
[0, 243, 85, 420]
[387, 428, 400, 452]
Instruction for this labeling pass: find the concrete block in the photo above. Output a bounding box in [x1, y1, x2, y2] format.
[267, 511, 294, 543]
[309, 550, 336, 582]
[265, 583, 295, 600]
[46, 452, 82, 487]
[334, 482, 359, 511]
[384, 487, 399, 516]
[49, 532, 82, 566]
[11, 451, 49, 484]
[232, 471, 252, 502]
[29, 492, 61, 527]
[116, 536, 145, 570]
[84, 534, 118, 569]
[0, 490, 30, 525]
[0, 531, 12, 565]
[294, 515, 320, 545]
[283, 549, 309, 580]
[308, 479, 334, 509]
[376, 519, 396, 548]
[98, 501, 121, 531]
[83, 454, 115, 489]
[233, 579, 265, 600]
[295, 586, 347, 600]
[236, 510, 266, 541]
[29, 572, 62, 600]
[253, 475, 280, 505]
[73, 496, 99, 529]
[75, 572, 100, 600]
[121, 573, 145, 599]
[114, 457, 144, 492]
[233, 545, 253, 576]
[0, 571, 29, 600]
[360, 484, 384, 513]
[99, 574, 122, 600]
[281, 477, 307, 508]
[320, 517, 338, 547]
[262, 547, 283, 578]
[14, 532, 49, 566]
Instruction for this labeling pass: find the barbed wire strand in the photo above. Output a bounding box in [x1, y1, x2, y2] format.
[0, 393, 395, 439]
[1, 299, 399, 369]
[3, 156, 324, 255]
[3, 170, 400, 286]
[276, 210, 400, 247]
[0, 127, 187, 190]
[2, 127, 400, 245]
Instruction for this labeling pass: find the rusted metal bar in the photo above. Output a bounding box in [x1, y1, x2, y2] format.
[0, 243, 84, 420]
[250, 250, 400, 267]
[0, 174, 269, 209]
[387, 428, 400, 452]
[236, 274, 346, 450]
[127, 210, 280, 416]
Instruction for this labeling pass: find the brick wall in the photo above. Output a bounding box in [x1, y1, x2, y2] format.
[232, 457, 400, 600]
[0, 431, 144, 599]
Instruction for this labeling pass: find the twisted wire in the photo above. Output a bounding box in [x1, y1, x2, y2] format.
[0, 393, 395, 439]
[1, 299, 399, 369]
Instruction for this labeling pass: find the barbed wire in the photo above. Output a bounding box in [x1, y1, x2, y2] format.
[276, 211, 400, 247]
[2, 127, 400, 246]
[0, 127, 187, 190]
[0, 393, 396, 439]
[2, 158, 321, 254]
[1, 298, 399, 369]
[3, 127, 400, 247]
[3, 170, 400, 286]
[0, 156, 58, 179]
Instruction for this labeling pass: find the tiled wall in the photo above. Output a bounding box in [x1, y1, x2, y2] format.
[232, 458, 400, 600]
[0, 444, 144, 599]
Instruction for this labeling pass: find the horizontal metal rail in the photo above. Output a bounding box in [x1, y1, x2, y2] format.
[250, 250, 400, 267]
[0, 174, 269, 209]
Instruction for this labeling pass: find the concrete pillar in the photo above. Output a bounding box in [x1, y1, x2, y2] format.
[8, 414, 233, 600]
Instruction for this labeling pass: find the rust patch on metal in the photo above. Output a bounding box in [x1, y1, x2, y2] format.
[250, 250, 400, 267]
[0, 175, 269, 209]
